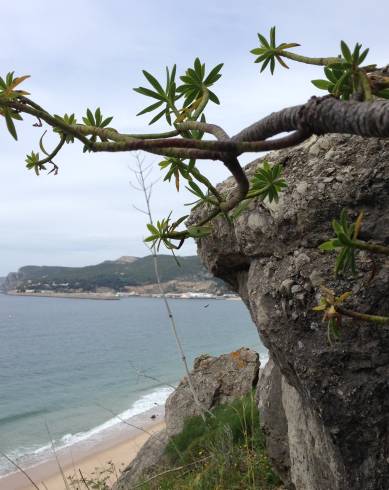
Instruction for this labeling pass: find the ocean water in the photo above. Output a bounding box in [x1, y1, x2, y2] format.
[0, 294, 266, 477]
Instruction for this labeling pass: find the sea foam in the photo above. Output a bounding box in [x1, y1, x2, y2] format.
[0, 386, 173, 478]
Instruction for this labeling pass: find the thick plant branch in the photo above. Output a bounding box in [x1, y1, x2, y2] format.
[6, 96, 389, 160]
[350, 239, 389, 256]
[177, 120, 249, 212]
[5, 83, 389, 253]
[177, 120, 229, 140]
[233, 96, 389, 141]
[280, 50, 341, 66]
[1, 99, 93, 148]
[336, 306, 389, 325]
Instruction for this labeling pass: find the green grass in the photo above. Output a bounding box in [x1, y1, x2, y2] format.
[138, 392, 281, 490]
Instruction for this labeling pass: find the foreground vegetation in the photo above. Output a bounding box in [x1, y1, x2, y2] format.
[66, 393, 280, 490]
[138, 393, 280, 490]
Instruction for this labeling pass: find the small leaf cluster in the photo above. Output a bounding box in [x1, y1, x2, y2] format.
[231, 161, 287, 220]
[81, 107, 113, 151]
[249, 161, 287, 203]
[25, 151, 45, 176]
[186, 180, 219, 208]
[177, 58, 222, 107]
[82, 107, 113, 130]
[250, 26, 300, 74]
[145, 213, 212, 250]
[312, 41, 370, 99]
[53, 113, 77, 143]
[159, 157, 194, 191]
[320, 209, 363, 276]
[145, 214, 188, 250]
[313, 286, 352, 343]
[134, 59, 222, 125]
[0, 72, 30, 100]
[0, 72, 30, 140]
[134, 65, 179, 125]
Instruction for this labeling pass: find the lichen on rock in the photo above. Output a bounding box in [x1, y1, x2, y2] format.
[165, 347, 260, 437]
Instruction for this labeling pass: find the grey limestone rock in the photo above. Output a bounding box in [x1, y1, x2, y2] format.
[165, 347, 260, 436]
[192, 134, 389, 490]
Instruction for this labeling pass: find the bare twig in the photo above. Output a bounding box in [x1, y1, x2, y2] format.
[0, 450, 40, 490]
[78, 469, 91, 490]
[130, 153, 207, 422]
[45, 421, 71, 490]
[131, 455, 211, 488]
[129, 360, 176, 390]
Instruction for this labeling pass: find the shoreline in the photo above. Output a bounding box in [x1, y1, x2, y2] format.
[4, 291, 120, 300]
[0, 408, 165, 490]
[3, 291, 241, 301]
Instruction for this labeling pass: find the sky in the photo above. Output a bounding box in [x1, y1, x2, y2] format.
[0, 0, 388, 275]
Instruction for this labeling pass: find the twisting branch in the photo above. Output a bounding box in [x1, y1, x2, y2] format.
[2, 36, 389, 251]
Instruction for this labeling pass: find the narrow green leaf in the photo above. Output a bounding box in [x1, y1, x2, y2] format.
[257, 32, 270, 48]
[133, 87, 165, 100]
[319, 240, 338, 251]
[208, 91, 220, 104]
[136, 100, 163, 116]
[194, 58, 202, 77]
[270, 26, 276, 47]
[340, 41, 352, 62]
[358, 48, 369, 65]
[142, 70, 165, 96]
[4, 109, 17, 140]
[311, 79, 333, 90]
[95, 107, 102, 126]
[146, 223, 158, 234]
[101, 116, 113, 127]
[86, 108, 95, 125]
[260, 57, 271, 73]
[148, 107, 166, 125]
[250, 48, 266, 55]
[204, 63, 224, 85]
[270, 58, 275, 75]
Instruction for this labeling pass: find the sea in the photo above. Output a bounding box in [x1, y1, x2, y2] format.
[0, 293, 267, 478]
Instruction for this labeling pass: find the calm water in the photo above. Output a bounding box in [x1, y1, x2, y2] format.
[0, 294, 265, 476]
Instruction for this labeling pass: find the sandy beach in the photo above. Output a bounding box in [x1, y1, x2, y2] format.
[0, 416, 165, 490]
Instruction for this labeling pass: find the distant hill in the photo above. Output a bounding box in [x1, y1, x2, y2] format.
[4, 255, 225, 293]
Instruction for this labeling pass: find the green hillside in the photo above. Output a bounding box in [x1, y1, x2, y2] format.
[5, 255, 215, 292]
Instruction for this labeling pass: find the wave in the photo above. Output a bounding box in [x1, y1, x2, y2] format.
[0, 385, 173, 478]
[0, 408, 48, 426]
[56, 385, 173, 448]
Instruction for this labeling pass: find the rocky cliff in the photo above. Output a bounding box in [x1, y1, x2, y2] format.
[113, 348, 260, 489]
[192, 134, 389, 490]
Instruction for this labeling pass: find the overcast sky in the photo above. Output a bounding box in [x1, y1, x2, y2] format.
[1, 0, 388, 274]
